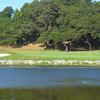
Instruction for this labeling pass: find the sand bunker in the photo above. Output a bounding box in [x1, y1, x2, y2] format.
[0, 54, 11, 57]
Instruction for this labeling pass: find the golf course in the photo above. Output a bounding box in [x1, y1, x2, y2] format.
[0, 0, 100, 99]
[0, 46, 100, 66]
[0, 50, 100, 60]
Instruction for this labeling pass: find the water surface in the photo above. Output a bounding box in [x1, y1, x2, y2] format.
[0, 67, 100, 100]
[0, 67, 100, 88]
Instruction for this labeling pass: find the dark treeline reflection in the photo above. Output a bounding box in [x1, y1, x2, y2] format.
[0, 87, 100, 100]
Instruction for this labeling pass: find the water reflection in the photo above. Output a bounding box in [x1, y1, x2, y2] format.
[57, 78, 100, 87]
[0, 87, 100, 100]
[0, 67, 100, 99]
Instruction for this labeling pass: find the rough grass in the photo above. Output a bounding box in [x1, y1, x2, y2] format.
[0, 49, 100, 60]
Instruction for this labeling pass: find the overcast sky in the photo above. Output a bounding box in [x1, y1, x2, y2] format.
[0, 0, 100, 11]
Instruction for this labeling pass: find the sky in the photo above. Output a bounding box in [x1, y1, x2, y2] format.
[0, 0, 33, 11]
[0, 0, 100, 11]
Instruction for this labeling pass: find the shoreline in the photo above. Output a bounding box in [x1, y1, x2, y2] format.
[0, 60, 100, 67]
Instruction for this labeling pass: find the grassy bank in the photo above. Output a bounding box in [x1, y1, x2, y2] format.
[0, 48, 100, 66]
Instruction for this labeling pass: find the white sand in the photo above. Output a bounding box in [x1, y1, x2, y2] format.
[0, 54, 11, 57]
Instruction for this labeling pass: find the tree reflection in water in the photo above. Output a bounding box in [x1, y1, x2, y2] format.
[0, 87, 100, 100]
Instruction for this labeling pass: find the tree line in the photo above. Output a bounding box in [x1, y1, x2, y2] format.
[0, 0, 100, 50]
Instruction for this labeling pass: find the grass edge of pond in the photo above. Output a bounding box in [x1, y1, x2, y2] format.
[0, 63, 100, 68]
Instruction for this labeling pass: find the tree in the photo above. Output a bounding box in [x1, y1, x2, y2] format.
[0, 0, 99, 50]
[2, 7, 13, 18]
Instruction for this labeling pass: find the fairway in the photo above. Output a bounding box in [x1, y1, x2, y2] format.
[0, 50, 100, 60]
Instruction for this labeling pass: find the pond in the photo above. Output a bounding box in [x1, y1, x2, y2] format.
[0, 67, 100, 100]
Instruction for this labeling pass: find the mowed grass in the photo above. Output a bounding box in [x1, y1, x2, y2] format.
[0, 49, 100, 60]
